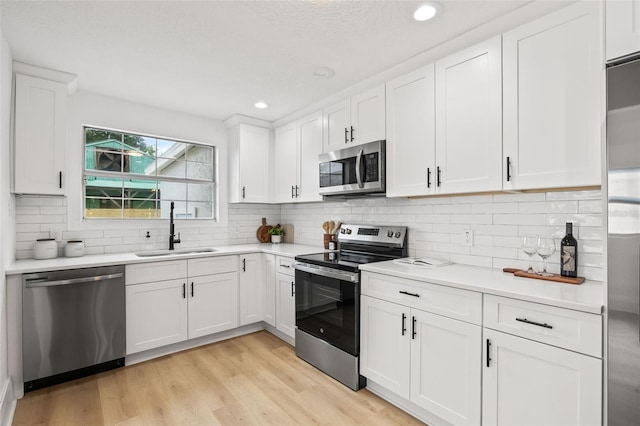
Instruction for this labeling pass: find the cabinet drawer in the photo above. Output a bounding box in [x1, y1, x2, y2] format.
[277, 256, 295, 277]
[188, 255, 238, 277]
[361, 272, 482, 325]
[126, 260, 187, 285]
[483, 295, 602, 357]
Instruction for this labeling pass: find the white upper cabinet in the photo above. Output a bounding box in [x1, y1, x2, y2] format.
[273, 122, 298, 202]
[323, 85, 385, 152]
[386, 65, 436, 197]
[323, 99, 350, 152]
[503, 1, 601, 190]
[606, 0, 640, 61]
[228, 123, 270, 203]
[435, 36, 503, 194]
[297, 112, 323, 202]
[14, 74, 68, 195]
[273, 111, 323, 203]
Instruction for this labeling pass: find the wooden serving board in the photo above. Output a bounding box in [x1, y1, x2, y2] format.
[256, 218, 273, 243]
[502, 268, 585, 285]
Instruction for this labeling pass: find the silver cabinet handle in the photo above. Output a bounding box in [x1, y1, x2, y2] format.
[25, 273, 124, 288]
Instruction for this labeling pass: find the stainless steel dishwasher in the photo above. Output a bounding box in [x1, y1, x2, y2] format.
[22, 265, 126, 392]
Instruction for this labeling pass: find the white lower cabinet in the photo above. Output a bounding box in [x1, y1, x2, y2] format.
[482, 295, 602, 426]
[239, 253, 264, 326]
[126, 279, 188, 354]
[482, 328, 602, 426]
[361, 294, 482, 425]
[188, 272, 239, 338]
[276, 272, 296, 339]
[263, 254, 276, 327]
[125, 256, 239, 354]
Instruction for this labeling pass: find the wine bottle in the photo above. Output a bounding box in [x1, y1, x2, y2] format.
[560, 222, 578, 278]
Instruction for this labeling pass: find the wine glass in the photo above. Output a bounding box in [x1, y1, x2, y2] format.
[536, 237, 556, 277]
[522, 237, 538, 273]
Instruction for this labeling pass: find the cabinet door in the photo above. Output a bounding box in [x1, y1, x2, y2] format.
[411, 310, 481, 426]
[238, 124, 270, 203]
[126, 279, 188, 354]
[360, 296, 411, 399]
[606, 0, 640, 61]
[297, 111, 323, 202]
[503, 2, 601, 190]
[188, 272, 239, 339]
[239, 253, 263, 326]
[323, 98, 350, 152]
[350, 85, 385, 146]
[435, 36, 502, 194]
[276, 272, 296, 339]
[386, 65, 436, 197]
[483, 329, 602, 426]
[14, 74, 67, 195]
[263, 254, 276, 327]
[273, 122, 299, 202]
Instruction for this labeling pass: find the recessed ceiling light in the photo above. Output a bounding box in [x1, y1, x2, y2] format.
[254, 101, 268, 109]
[413, 1, 442, 22]
[313, 66, 335, 79]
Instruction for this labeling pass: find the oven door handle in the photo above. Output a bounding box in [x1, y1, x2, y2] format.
[355, 148, 364, 189]
[292, 261, 360, 283]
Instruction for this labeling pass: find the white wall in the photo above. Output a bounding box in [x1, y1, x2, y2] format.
[13, 91, 281, 259]
[281, 190, 604, 281]
[0, 15, 14, 423]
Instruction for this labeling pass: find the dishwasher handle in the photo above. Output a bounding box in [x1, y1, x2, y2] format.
[25, 273, 124, 288]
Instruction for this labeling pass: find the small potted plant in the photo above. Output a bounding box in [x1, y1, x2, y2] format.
[268, 224, 285, 244]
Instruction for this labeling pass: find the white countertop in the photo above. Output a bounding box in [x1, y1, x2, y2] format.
[359, 261, 604, 314]
[6, 243, 326, 275]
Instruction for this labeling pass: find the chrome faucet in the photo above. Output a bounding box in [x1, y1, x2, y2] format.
[169, 201, 181, 250]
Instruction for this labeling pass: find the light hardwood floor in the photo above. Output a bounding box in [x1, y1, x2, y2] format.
[13, 331, 424, 425]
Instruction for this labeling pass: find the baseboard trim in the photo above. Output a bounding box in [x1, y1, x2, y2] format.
[366, 380, 451, 426]
[264, 324, 295, 346]
[0, 379, 16, 426]
[126, 323, 267, 366]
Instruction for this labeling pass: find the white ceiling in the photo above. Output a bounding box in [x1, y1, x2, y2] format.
[0, 0, 568, 122]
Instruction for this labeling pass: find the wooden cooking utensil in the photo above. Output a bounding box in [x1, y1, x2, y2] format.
[328, 221, 335, 235]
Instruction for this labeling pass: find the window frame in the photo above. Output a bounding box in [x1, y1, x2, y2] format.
[82, 125, 218, 221]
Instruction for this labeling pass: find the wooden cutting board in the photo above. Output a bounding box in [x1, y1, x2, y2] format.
[256, 218, 273, 243]
[502, 268, 585, 285]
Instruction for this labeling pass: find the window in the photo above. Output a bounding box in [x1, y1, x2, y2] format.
[83, 127, 216, 220]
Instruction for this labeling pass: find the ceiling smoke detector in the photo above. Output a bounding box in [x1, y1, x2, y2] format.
[313, 67, 335, 79]
[413, 1, 443, 22]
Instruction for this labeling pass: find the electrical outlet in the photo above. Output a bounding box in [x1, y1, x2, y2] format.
[50, 229, 60, 240]
[464, 229, 474, 247]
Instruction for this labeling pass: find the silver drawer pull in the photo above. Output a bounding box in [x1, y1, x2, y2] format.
[516, 317, 553, 329]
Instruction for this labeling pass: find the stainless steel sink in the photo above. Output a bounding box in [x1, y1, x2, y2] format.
[135, 248, 217, 257]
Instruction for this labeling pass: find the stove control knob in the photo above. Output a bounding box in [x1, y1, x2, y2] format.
[340, 228, 346, 234]
[387, 230, 394, 238]
[346, 229, 352, 235]
[395, 231, 402, 238]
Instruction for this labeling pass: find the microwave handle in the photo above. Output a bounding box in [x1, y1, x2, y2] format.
[355, 148, 364, 188]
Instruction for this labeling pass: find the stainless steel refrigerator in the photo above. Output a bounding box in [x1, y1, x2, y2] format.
[607, 55, 640, 425]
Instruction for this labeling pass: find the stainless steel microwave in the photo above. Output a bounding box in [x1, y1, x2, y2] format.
[318, 140, 385, 197]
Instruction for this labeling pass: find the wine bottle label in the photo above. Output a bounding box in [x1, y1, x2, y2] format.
[561, 246, 576, 272]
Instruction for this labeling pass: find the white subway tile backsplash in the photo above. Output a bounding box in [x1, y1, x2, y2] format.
[579, 200, 603, 213]
[14, 190, 604, 282]
[518, 201, 579, 214]
[494, 214, 546, 226]
[546, 190, 601, 201]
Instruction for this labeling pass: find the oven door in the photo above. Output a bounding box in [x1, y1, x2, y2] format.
[318, 140, 385, 196]
[295, 266, 360, 356]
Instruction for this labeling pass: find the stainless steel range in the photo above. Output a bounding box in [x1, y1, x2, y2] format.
[293, 224, 408, 390]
